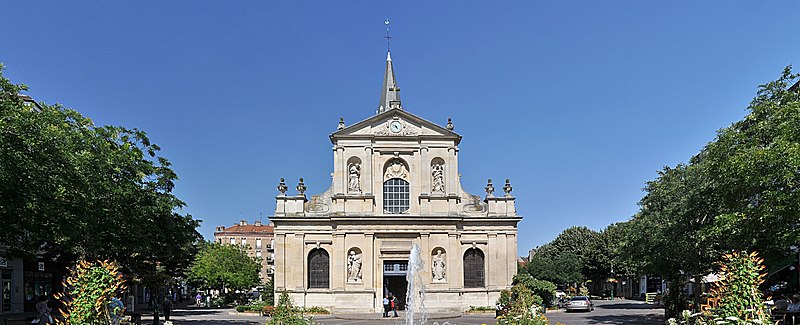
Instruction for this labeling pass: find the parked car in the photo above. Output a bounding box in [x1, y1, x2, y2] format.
[565, 296, 594, 312]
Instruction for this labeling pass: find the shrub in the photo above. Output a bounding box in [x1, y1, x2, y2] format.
[667, 251, 773, 325]
[55, 260, 126, 325]
[268, 291, 316, 325]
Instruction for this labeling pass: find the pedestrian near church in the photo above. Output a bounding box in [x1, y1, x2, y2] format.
[391, 296, 399, 317]
[162, 296, 173, 321]
[35, 296, 53, 324]
[382, 295, 390, 317]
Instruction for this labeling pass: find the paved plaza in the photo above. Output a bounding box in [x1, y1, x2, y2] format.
[135, 300, 663, 325]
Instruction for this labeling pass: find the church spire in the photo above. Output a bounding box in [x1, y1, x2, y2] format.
[378, 19, 401, 114]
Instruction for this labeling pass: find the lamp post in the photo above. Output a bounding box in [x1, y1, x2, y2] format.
[610, 262, 615, 301]
[791, 245, 800, 292]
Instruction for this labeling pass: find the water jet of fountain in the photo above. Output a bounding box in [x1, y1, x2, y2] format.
[405, 243, 427, 325]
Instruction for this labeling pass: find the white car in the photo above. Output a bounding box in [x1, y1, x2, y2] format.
[565, 296, 594, 312]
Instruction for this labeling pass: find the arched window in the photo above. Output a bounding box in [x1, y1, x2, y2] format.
[308, 249, 330, 289]
[383, 178, 409, 214]
[463, 248, 485, 288]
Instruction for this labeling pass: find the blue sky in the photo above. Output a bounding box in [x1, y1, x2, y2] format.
[2, 2, 799, 255]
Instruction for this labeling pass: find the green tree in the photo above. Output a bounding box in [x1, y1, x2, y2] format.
[187, 242, 261, 300]
[623, 66, 800, 316]
[512, 273, 556, 307]
[525, 226, 598, 287]
[700, 67, 800, 262]
[0, 65, 201, 283]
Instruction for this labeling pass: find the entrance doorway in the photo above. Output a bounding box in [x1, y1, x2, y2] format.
[383, 261, 408, 310]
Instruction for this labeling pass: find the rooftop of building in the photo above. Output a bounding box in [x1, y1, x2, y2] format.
[214, 220, 274, 235]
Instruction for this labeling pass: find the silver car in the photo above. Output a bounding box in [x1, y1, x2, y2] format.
[565, 296, 594, 312]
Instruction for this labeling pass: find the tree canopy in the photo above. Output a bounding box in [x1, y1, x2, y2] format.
[187, 242, 262, 293]
[0, 65, 201, 280]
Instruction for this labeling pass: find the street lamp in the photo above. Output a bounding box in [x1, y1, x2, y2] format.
[791, 246, 799, 292]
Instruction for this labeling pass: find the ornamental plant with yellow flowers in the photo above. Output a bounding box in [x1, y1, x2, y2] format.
[54, 259, 127, 325]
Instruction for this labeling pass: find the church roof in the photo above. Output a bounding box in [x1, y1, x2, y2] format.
[378, 51, 401, 113]
[330, 108, 461, 144]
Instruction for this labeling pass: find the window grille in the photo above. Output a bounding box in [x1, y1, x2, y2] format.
[308, 249, 330, 289]
[383, 178, 410, 214]
[463, 248, 485, 288]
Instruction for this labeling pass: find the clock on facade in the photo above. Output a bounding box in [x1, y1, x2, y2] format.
[389, 121, 403, 133]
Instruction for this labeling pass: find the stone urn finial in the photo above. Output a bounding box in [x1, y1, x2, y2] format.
[446, 118, 454, 131]
[277, 178, 287, 195]
[485, 179, 494, 197]
[296, 178, 307, 195]
[503, 178, 513, 197]
[337, 117, 345, 130]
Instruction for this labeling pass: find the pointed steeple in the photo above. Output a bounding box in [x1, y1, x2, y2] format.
[378, 51, 402, 114]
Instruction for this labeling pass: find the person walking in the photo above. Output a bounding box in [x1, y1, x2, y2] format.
[391, 295, 399, 317]
[382, 295, 390, 317]
[35, 296, 53, 324]
[162, 296, 173, 321]
[195, 293, 203, 307]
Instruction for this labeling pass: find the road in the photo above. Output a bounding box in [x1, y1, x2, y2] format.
[139, 300, 664, 325]
[545, 299, 664, 325]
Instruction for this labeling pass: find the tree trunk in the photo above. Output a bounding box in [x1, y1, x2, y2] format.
[693, 274, 702, 312]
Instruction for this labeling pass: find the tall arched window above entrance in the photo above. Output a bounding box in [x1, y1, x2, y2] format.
[383, 158, 410, 214]
[383, 178, 409, 214]
[308, 248, 330, 289]
[463, 248, 485, 288]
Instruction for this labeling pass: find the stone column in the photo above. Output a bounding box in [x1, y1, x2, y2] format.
[449, 233, 460, 290]
[333, 233, 346, 290]
[365, 146, 374, 195]
[275, 233, 287, 290]
[420, 233, 431, 284]
[487, 233, 497, 287]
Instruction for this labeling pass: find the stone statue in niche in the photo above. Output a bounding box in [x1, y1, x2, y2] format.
[432, 249, 446, 281]
[347, 250, 362, 282]
[348, 162, 361, 193]
[431, 163, 445, 194]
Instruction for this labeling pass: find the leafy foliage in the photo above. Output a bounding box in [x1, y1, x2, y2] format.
[497, 284, 550, 325]
[268, 291, 317, 325]
[513, 273, 556, 307]
[711, 252, 771, 323]
[617, 66, 800, 315]
[667, 252, 773, 325]
[187, 242, 261, 295]
[524, 226, 598, 286]
[0, 66, 202, 281]
[54, 260, 126, 325]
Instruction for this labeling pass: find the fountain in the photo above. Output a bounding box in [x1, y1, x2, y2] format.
[405, 243, 427, 325]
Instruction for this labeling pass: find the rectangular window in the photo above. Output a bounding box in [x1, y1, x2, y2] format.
[230, 238, 236, 245]
[256, 239, 262, 248]
[241, 238, 247, 247]
[256, 251, 262, 258]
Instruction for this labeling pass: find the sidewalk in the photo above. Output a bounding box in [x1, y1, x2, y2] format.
[324, 310, 462, 321]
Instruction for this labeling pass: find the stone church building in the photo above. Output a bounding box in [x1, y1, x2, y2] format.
[271, 51, 522, 313]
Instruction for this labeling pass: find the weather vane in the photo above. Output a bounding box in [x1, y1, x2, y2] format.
[384, 19, 392, 51]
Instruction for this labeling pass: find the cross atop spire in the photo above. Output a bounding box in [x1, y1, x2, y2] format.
[378, 19, 401, 114]
[384, 18, 392, 52]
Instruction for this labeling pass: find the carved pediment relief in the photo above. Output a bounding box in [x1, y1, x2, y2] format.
[374, 117, 419, 136]
[305, 194, 330, 213]
[384, 159, 409, 180]
[463, 195, 487, 213]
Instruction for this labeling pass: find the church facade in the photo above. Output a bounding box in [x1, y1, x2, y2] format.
[271, 51, 522, 313]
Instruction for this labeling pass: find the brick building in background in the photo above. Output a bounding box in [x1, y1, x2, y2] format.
[214, 220, 275, 282]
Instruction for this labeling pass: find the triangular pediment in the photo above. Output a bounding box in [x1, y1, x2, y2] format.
[330, 109, 461, 144]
